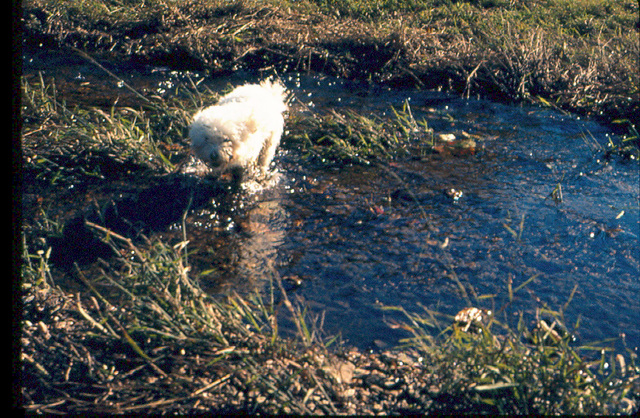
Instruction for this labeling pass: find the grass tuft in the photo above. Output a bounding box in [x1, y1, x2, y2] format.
[383, 298, 639, 415]
[21, 219, 343, 414]
[285, 101, 434, 165]
[21, 74, 190, 187]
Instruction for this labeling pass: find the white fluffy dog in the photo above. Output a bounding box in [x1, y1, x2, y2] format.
[189, 79, 287, 180]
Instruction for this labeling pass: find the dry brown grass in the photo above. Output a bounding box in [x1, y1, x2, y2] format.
[22, 0, 639, 131]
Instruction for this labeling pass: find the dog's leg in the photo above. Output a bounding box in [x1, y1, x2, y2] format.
[257, 135, 276, 174]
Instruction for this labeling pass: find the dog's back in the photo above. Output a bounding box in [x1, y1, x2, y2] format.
[218, 80, 287, 113]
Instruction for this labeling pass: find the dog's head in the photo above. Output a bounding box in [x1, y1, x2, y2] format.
[189, 109, 239, 172]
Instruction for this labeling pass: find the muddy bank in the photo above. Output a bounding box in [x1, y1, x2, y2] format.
[22, 0, 639, 132]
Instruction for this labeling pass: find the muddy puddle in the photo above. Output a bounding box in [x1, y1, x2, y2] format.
[22, 52, 639, 352]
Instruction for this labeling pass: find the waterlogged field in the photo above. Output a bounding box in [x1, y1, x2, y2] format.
[19, 0, 640, 414]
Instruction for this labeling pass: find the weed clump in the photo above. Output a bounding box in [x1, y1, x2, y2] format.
[286, 102, 434, 165]
[384, 303, 640, 415]
[21, 73, 190, 187]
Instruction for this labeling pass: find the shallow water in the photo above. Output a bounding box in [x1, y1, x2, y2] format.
[276, 80, 639, 351]
[23, 52, 640, 353]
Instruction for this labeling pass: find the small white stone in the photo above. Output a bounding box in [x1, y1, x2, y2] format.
[437, 133, 456, 142]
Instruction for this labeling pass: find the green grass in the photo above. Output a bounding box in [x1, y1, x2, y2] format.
[285, 100, 434, 165]
[21, 71, 218, 190]
[384, 295, 639, 414]
[21, 221, 336, 414]
[22, 73, 184, 177]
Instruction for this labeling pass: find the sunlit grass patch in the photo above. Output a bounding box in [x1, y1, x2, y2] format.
[24, 0, 638, 129]
[20, 219, 343, 414]
[285, 101, 434, 165]
[21, 74, 189, 184]
[20, 72, 239, 191]
[383, 296, 639, 414]
[21, 215, 640, 414]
